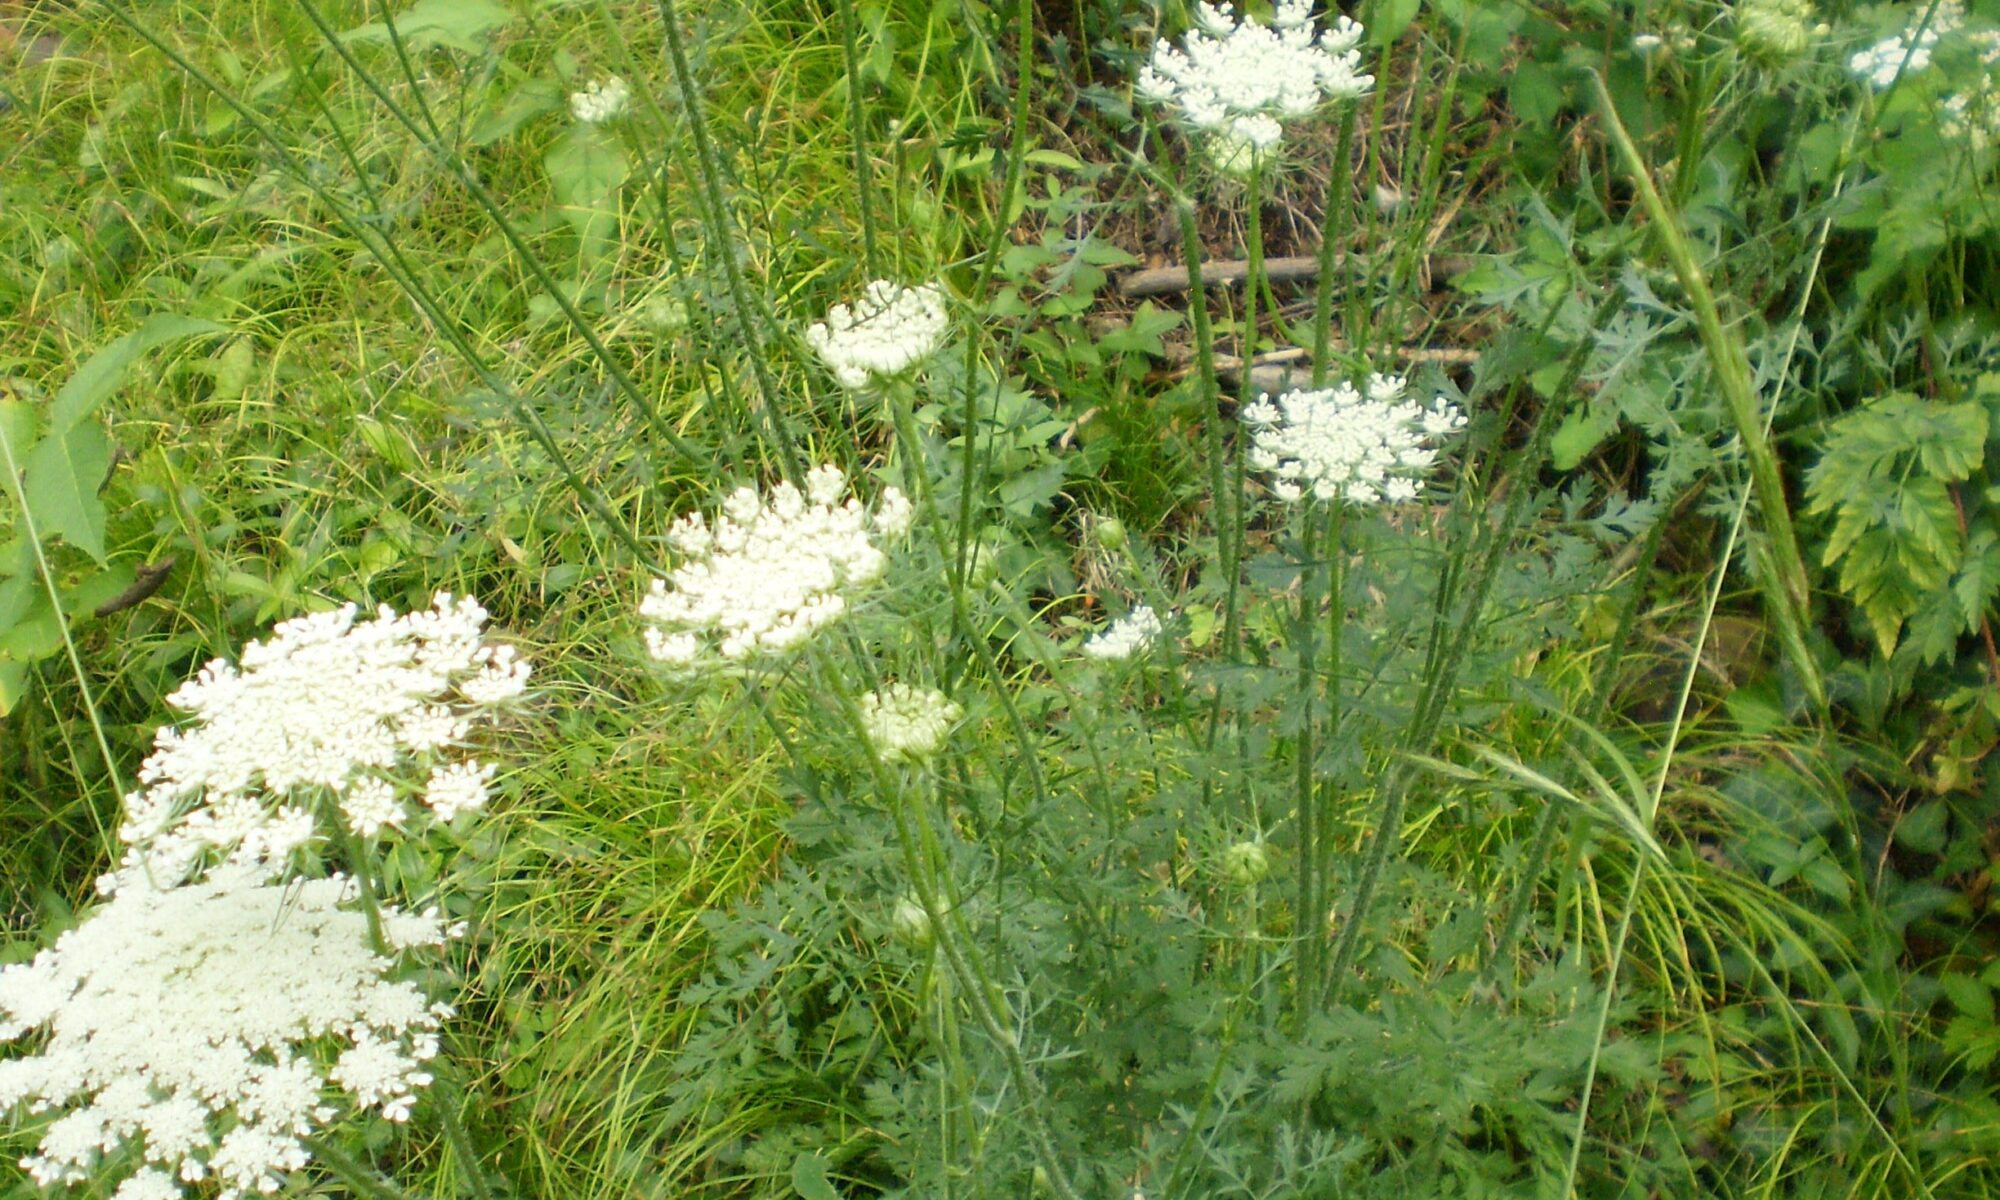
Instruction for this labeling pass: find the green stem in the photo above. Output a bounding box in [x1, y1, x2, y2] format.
[836, 0, 879, 275]
[1588, 70, 1821, 710]
[954, 0, 1037, 592]
[1313, 501, 1345, 1010]
[654, 0, 805, 481]
[1291, 501, 1325, 1033]
[304, 1135, 423, 1200]
[817, 658, 1082, 1200]
[1323, 290, 1620, 997]
[1311, 106, 1359, 388]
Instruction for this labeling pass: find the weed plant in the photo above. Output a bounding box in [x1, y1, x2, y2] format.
[4, 0, 2000, 1198]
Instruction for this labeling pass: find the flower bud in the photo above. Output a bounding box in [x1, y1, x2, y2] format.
[1737, 0, 1815, 63]
[889, 896, 934, 950]
[1092, 517, 1127, 550]
[1222, 841, 1270, 887]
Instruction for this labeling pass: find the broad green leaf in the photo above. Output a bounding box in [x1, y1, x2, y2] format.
[0, 399, 38, 504]
[51, 314, 221, 430]
[788, 1153, 839, 1200]
[22, 423, 113, 563]
[0, 660, 28, 716]
[1550, 406, 1615, 470]
[1942, 973, 1993, 1020]
[545, 124, 631, 257]
[1894, 799, 1950, 856]
[1367, 0, 1422, 46]
[339, 0, 511, 53]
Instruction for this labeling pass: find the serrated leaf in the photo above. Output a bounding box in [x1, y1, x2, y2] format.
[1954, 531, 2000, 632]
[52, 314, 222, 431]
[22, 424, 113, 563]
[1941, 973, 1992, 1020]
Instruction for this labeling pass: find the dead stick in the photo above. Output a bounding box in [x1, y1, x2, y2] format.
[1119, 253, 1472, 298]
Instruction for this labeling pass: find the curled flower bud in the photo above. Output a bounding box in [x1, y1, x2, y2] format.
[888, 896, 935, 950]
[1223, 840, 1271, 887]
[859, 684, 962, 764]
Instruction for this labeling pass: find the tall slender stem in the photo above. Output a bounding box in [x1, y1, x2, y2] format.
[655, 0, 804, 481]
[1290, 502, 1325, 1032]
[836, 0, 880, 275]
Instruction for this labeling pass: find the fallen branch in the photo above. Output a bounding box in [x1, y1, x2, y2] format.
[1119, 253, 1473, 298]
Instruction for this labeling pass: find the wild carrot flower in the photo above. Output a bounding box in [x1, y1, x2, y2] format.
[569, 75, 630, 123]
[1944, 31, 2000, 149]
[859, 684, 961, 764]
[0, 866, 452, 1200]
[107, 595, 530, 893]
[1242, 374, 1466, 505]
[1083, 606, 1164, 661]
[805, 281, 949, 389]
[1849, 0, 1962, 88]
[1135, 0, 1372, 152]
[640, 466, 913, 672]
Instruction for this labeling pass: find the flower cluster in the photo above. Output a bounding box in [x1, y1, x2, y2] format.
[0, 867, 453, 1200]
[1849, 0, 1963, 88]
[107, 595, 529, 893]
[1944, 30, 2000, 150]
[1242, 374, 1466, 505]
[859, 684, 961, 764]
[641, 466, 912, 672]
[1083, 606, 1164, 661]
[805, 281, 949, 389]
[569, 75, 630, 123]
[1135, 0, 1372, 154]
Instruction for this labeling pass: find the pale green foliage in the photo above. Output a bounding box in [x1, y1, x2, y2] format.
[1805, 388, 1993, 657]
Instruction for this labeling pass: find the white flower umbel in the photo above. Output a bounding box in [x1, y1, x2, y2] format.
[1944, 31, 2000, 150]
[569, 75, 630, 123]
[1083, 606, 1164, 661]
[0, 867, 451, 1200]
[1242, 374, 1466, 505]
[859, 684, 962, 764]
[640, 466, 913, 673]
[108, 594, 530, 893]
[1849, 0, 1963, 88]
[805, 281, 949, 389]
[1135, 0, 1372, 150]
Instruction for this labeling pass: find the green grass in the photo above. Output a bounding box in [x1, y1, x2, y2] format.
[4, 0, 1998, 1197]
